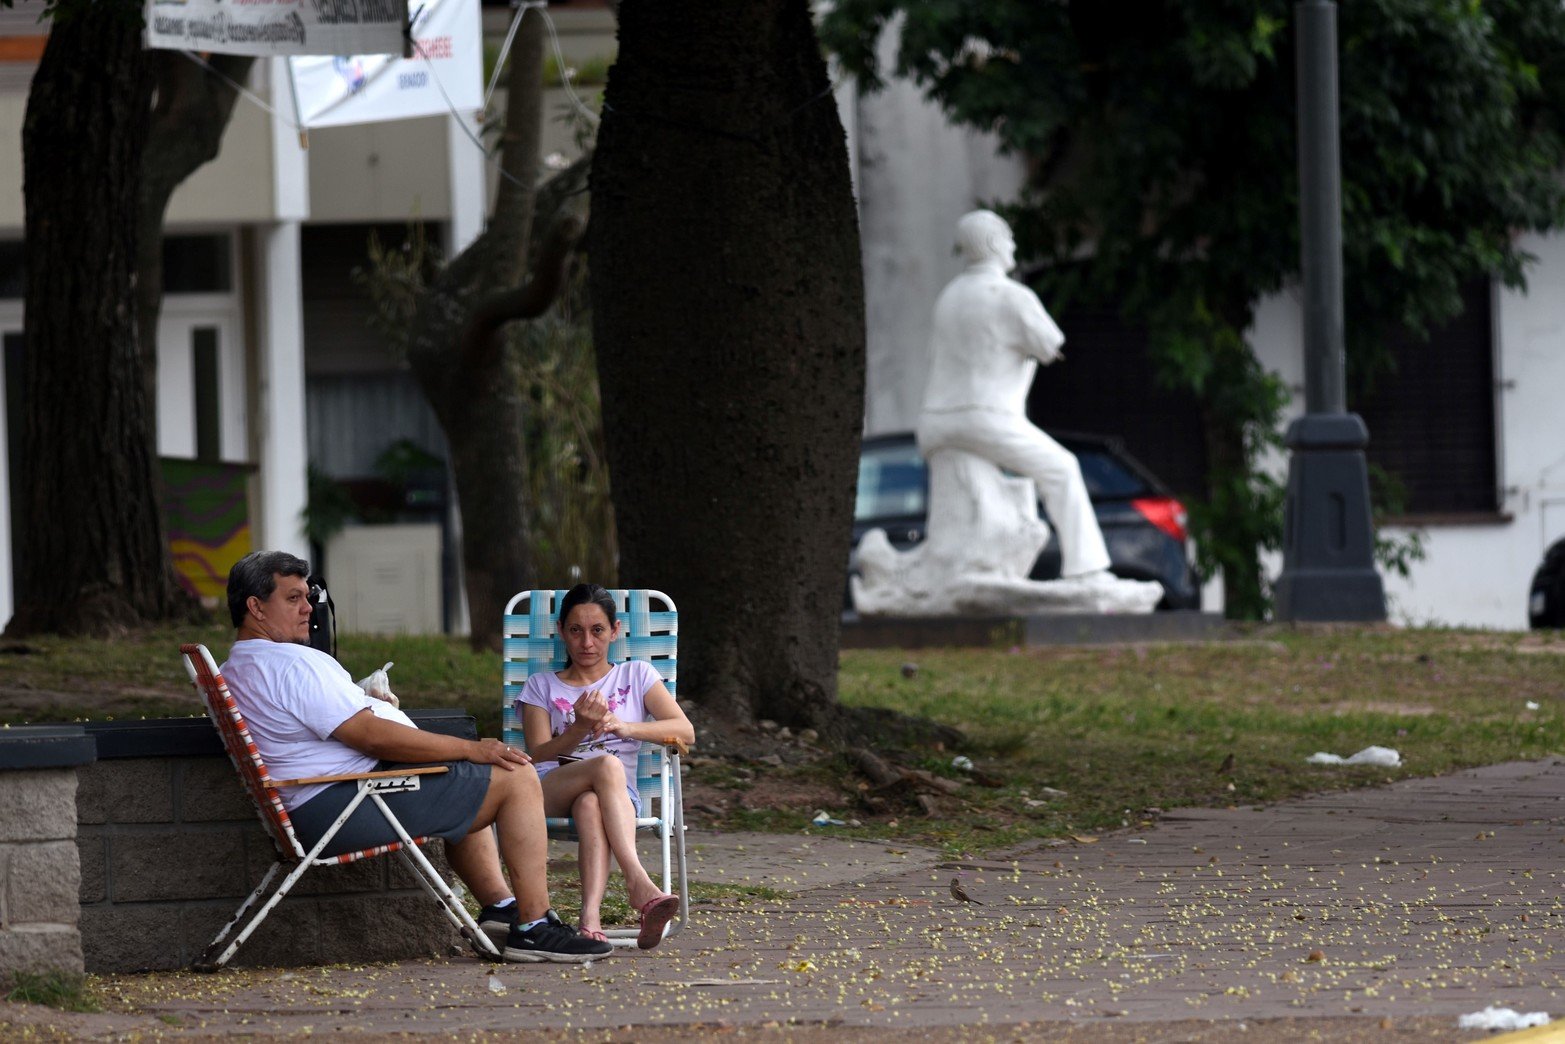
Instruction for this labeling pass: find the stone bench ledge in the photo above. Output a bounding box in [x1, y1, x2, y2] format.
[0, 725, 96, 771]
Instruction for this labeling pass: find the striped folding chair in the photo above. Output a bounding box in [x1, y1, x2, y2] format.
[501, 589, 688, 948]
[181, 643, 501, 970]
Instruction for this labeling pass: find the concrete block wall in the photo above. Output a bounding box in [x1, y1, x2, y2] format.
[79, 713, 477, 972]
[0, 727, 95, 980]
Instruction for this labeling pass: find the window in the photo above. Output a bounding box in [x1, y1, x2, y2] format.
[192, 326, 222, 462]
[163, 234, 233, 294]
[1025, 296, 1209, 500]
[855, 441, 928, 521]
[1350, 279, 1497, 515]
[0, 242, 22, 299]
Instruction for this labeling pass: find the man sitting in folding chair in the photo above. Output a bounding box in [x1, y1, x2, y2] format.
[220, 550, 612, 964]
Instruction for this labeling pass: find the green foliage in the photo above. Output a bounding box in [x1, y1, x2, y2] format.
[372, 438, 444, 487]
[543, 51, 612, 88]
[358, 225, 436, 355]
[302, 465, 358, 548]
[481, 43, 612, 92]
[1367, 463, 1428, 580]
[709, 630, 1565, 853]
[16, 0, 142, 26]
[513, 272, 618, 588]
[822, 0, 1565, 617]
[8, 971, 100, 1013]
[356, 231, 615, 588]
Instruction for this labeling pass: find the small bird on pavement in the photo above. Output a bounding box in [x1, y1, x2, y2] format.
[950, 876, 983, 904]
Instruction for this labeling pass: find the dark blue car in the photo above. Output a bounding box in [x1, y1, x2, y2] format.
[850, 431, 1201, 611]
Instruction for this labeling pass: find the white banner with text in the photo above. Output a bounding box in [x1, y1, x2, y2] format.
[144, 0, 409, 58]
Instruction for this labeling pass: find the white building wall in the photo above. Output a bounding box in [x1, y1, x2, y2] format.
[847, 24, 1026, 436]
[0, 91, 22, 236]
[1249, 231, 1565, 629]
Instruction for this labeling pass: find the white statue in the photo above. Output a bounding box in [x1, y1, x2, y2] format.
[852, 210, 1164, 617]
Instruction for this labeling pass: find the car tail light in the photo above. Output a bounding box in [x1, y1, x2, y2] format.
[1132, 497, 1188, 542]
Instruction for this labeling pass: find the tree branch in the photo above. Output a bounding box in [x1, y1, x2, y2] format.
[484, 5, 548, 289]
[461, 214, 584, 369]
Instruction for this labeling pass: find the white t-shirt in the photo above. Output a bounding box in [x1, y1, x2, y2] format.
[221, 639, 416, 809]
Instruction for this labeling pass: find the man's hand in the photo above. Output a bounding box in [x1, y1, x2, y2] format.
[469, 737, 533, 772]
[333, 710, 532, 769]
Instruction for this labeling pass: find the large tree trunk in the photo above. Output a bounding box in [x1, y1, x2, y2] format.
[7, 12, 191, 636]
[589, 0, 866, 736]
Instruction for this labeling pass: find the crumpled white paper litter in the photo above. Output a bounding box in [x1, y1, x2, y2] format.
[1456, 1005, 1550, 1030]
[1306, 745, 1401, 767]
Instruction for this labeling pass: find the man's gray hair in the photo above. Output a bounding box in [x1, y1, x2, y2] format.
[227, 550, 310, 628]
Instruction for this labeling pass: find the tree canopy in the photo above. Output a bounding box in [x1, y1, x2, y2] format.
[822, 0, 1565, 616]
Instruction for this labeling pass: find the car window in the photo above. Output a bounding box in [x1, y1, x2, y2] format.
[856, 443, 928, 521]
[1074, 449, 1150, 499]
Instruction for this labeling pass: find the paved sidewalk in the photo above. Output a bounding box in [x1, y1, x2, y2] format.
[8, 759, 1565, 1039]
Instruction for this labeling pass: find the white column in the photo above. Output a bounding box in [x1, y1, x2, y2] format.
[446, 111, 487, 255]
[253, 224, 309, 558]
[253, 58, 310, 557]
[270, 57, 310, 220]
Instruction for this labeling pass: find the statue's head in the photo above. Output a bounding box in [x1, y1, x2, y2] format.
[955, 210, 1016, 272]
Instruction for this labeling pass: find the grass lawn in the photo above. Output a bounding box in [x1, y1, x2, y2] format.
[3, 621, 1563, 855]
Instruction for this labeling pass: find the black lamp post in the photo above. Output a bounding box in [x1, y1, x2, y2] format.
[1272, 0, 1387, 621]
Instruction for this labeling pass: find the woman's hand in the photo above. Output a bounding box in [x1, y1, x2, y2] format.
[595, 711, 629, 737]
[573, 689, 610, 737]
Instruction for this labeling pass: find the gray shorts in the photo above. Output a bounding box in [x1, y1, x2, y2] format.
[288, 760, 491, 858]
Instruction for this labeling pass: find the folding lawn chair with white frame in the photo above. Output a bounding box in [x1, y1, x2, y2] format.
[500, 589, 689, 948]
[181, 642, 501, 970]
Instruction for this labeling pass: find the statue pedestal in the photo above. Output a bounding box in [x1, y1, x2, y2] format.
[851, 447, 1163, 617]
[840, 610, 1232, 649]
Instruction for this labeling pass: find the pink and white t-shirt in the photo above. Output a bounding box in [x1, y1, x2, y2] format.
[516, 659, 660, 805]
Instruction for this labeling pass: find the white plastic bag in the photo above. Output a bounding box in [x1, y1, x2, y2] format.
[1306, 745, 1400, 767]
[357, 661, 399, 709]
[1457, 1005, 1550, 1030]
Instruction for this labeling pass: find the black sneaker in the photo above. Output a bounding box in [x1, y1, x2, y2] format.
[478, 901, 519, 949]
[503, 910, 614, 963]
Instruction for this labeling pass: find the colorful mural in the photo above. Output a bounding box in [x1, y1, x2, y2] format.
[161, 459, 254, 606]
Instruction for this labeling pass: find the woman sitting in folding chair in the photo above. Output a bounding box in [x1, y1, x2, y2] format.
[516, 583, 695, 949]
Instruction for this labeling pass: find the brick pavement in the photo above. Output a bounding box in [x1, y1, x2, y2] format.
[6, 759, 1565, 1039]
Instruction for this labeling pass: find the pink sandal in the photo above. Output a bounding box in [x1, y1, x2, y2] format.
[580, 927, 609, 943]
[636, 894, 679, 950]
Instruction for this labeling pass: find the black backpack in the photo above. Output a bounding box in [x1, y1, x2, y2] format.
[306, 574, 338, 661]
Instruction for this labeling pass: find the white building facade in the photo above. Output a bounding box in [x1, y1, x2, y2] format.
[0, 2, 625, 629]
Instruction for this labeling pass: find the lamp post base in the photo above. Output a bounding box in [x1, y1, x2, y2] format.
[1273, 413, 1387, 622]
